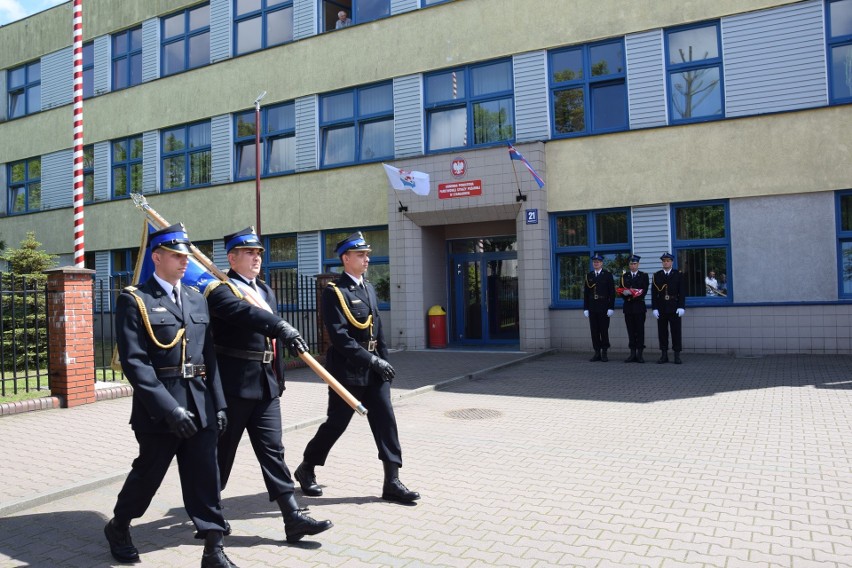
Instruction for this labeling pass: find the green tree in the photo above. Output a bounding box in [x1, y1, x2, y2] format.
[1, 231, 58, 276]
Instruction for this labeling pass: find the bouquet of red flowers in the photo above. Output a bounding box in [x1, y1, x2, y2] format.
[616, 287, 644, 297]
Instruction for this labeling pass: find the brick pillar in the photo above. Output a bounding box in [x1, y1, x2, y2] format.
[45, 267, 96, 407]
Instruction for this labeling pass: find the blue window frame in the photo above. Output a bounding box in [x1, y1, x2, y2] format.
[836, 190, 852, 297]
[162, 121, 211, 191]
[234, 0, 293, 55]
[112, 135, 143, 199]
[7, 61, 40, 119]
[549, 39, 627, 137]
[320, 82, 393, 168]
[321, 0, 389, 32]
[827, 0, 852, 104]
[323, 227, 390, 308]
[425, 59, 514, 153]
[161, 3, 210, 77]
[671, 200, 731, 303]
[110, 248, 138, 293]
[234, 101, 296, 179]
[264, 234, 298, 309]
[7, 158, 41, 214]
[82, 41, 94, 99]
[112, 26, 143, 90]
[665, 22, 724, 124]
[83, 145, 95, 204]
[551, 209, 631, 307]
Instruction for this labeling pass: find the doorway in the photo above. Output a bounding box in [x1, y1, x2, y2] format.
[448, 236, 519, 345]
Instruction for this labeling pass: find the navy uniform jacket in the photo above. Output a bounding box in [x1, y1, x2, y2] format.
[620, 271, 649, 314]
[204, 270, 286, 400]
[115, 276, 226, 433]
[583, 270, 615, 312]
[321, 273, 388, 387]
[651, 269, 686, 313]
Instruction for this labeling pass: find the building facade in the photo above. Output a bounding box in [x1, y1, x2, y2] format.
[1, 0, 851, 354]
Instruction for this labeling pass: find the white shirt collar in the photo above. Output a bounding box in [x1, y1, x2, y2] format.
[153, 273, 178, 297]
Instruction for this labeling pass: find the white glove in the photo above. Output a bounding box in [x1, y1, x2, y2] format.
[606, 309, 613, 317]
[622, 289, 632, 296]
[676, 308, 685, 317]
[652, 309, 659, 319]
[583, 310, 589, 318]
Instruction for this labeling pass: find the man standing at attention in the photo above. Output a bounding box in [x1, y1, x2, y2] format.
[294, 232, 420, 504]
[204, 227, 333, 543]
[619, 255, 649, 363]
[106, 223, 237, 568]
[583, 253, 615, 362]
[651, 252, 686, 364]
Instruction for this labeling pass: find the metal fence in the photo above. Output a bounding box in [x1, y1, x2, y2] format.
[0, 275, 50, 397]
[93, 273, 322, 383]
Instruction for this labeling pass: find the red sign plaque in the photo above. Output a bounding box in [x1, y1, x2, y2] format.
[438, 180, 483, 199]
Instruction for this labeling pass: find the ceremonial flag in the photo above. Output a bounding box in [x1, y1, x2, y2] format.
[131, 220, 218, 292]
[383, 163, 431, 196]
[507, 143, 545, 188]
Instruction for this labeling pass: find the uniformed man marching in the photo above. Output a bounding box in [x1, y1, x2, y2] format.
[583, 254, 615, 362]
[204, 227, 333, 543]
[651, 252, 686, 364]
[619, 255, 649, 363]
[105, 223, 237, 568]
[294, 232, 419, 503]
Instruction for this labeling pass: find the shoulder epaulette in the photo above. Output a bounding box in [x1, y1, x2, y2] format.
[203, 279, 244, 300]
[123, 285, 137, 292]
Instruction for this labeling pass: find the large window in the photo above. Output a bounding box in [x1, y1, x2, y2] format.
[162, 121, 211, 191]
[836, 191, 852, 297]
[828, 0, 852, 104]
[234, 0, 293, 55]
[82, 42, 94, 99]
[665, 22, 724, 123]
[425, 60, 514, 153]
[7, 61, 40, 119]
[161, 4, 210, 76]
[320, 83, 393, 168]
[323, 228, 390, 307]
[551, 209, 631, 306]
[549, 39, 627, 136]
[671, 201, 730, 301]
[83, 145, 95, 203]
[110, 248, 138, 292]
[234, 101, 295, 179]
[265, 234, 298, 308]
[7, 158, 41, 214]
[112, 26, 143, 90]
[112, 135, 143, 199]
[321, 0, 389, 32]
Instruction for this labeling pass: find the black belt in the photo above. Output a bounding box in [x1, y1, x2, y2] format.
[158, 364, 206, 379]
[359, 340, 378, 352]
[216, 345, 274, 363]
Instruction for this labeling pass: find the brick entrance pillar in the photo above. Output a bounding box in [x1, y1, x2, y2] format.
[45, 267, 96, 407]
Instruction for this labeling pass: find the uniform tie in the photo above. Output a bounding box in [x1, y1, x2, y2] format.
[172, 287, 181, 307]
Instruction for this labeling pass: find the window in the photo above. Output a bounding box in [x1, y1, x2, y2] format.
[551, 209, 631, 306]
[234, 0, 293, 55]
[83, 145, 95, 203]
[110, 248, 138, 292]
[7, 61, 40, 119]
[828, 0, 852, 104]
[836, 191, 852, 297]
[161, 4, 210, 76]
[320, 83, 393, 168]
[549, 39, 627, 136]
[7, 158, 41, 214]
[425, 60, 514, 153]
[234, 101, 295, 179]
[112, 26, 143, 90]
[265, 234, 298, 308]
[112, 135, 143, 199]
[323, 228, 390, 307]
[671, 201, 730, 301]
[321, 0, 389, 32]
[82, 41, 94, 99]
[193, 240, 215, 260]
[162, 121, 211, 191]
[665, 22, 724, 123]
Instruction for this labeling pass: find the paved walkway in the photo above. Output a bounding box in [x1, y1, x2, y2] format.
[2, 350, 852, 567]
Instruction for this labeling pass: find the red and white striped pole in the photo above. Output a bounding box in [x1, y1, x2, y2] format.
[72, 0, 85, 267]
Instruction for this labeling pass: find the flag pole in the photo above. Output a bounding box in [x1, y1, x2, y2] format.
[72, 0, 85, 266]
[508, 154, 527, 202]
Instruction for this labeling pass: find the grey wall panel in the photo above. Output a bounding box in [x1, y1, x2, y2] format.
[94, 251, 112, 311]
[631, 204, 670, 270]
[41, 47, 72, 110]
[513, 50, 549, 143]
[41, 150, 72, 210]
[392, 74, 423, 158]
[723, 0, 827, 117]
[0, 73, 6, 121]
[142, 130, 159, 193]
[210, 0, 232, 63]
[297, 230, 321, 277]
[391, 0, 418, 15]
[141, 18, 159, 83]
[0, 165, 6, 214]
[93, 141, 110, 202]
[293, 0, 317, 40]
[93, 35, 110, 96]
[210, 114, 232, 184]
[626, 29, 667, 130]
[295, 95, 318, 172]
[212, 240, 227, 270]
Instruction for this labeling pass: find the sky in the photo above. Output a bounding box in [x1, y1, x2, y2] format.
[0, 0, 65, 26]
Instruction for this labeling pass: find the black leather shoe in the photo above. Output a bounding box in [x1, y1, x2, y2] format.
[624, 351, 636, 363]
[294, 463, 322, 497]
[104, 519, 139, 563]
[382, 478, 421, 503]
[674, 353, 682, 364]
[636, 350, 645, 363]
[589, 351, 601, 362]
[201, 545, 239, 568]
[285, 509, 333, 543]
[600, 350, 608, 362]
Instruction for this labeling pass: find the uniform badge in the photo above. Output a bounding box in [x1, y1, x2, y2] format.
[152, 306, 168, 312]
